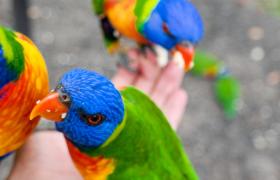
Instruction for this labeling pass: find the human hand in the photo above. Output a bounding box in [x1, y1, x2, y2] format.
[8, 131, 82, 180]
[112, 49, 188, 130]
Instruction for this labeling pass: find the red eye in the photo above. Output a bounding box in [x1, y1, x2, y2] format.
[162, 23, 175, 38]
[86, 114, 105, 126]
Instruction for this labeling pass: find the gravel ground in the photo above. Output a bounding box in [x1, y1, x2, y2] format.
[0, 0, 280, 179]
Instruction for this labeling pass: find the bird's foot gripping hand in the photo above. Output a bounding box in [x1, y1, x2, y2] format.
[171, 43, 195, 72]
[146, 43, 195, 72]
[118, 51, 138, 73]
[118, 43, 195, 74]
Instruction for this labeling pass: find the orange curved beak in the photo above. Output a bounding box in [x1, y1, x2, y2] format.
[174, 44, 195, 72]
[30, 92, 68, 122]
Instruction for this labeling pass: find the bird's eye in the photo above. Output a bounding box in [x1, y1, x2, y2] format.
[55, 84, 71, 106]
[58, 90, 71, 106]
[60, 93, 70, 102]
[162, 23, 175, 38]
[85, 114, 105, 126]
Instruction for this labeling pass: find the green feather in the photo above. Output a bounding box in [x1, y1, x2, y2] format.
[214, 76, 240, 119]
[0, 25, 24, 78]
[92, 0, 105, 15]
[134, 0, 159, 32]
[82, 87, 199, 180]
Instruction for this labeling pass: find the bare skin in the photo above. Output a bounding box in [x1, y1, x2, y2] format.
[8, 51, 188, 180]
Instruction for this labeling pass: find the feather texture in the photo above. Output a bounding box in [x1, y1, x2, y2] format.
[34, 69, 199, 179]
[76, 87, 199, 180]
[0, 27, 24, 89]
[0, 26, 49, 157]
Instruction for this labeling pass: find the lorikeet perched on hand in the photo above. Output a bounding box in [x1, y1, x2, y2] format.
[0, 25, 49, 160]
[93, 0, 239, 119]
[191, 51, 240, 119]
[30, 69, 199, 180]
[93, 0, 204, 71]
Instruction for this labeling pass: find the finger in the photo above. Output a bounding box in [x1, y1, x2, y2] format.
[126, 48, 140, 60]
[125, 48, 141, 70]
[112, 66, 137, 89]
[162, 89, 188, 130]
[134, 55, 161, 94]
[144, 48, 158, 64]
[151, 61, 184, 106]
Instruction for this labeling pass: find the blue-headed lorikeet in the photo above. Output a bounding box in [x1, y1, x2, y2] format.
[93, 0, 204, 71]
[93, 0, 240, 119]
[0, 25, 49, 160]
[30, 68, 199, 180]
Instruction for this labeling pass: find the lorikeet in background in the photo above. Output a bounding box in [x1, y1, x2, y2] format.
[30, 69, 199, 180]
[0, 25, 49, 160]
[92, 0, 204, 71]
[192, 51, 240, 119]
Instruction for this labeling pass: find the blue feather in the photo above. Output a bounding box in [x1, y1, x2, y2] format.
[0, 45, 18, 89]
[55, 69, 125, 149]
[142, 0, 204, 49]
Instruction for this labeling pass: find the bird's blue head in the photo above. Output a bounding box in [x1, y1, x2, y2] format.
[136, 0, 204, 71]
[30, 68, 125, 149]
[140, 0, 204, 49]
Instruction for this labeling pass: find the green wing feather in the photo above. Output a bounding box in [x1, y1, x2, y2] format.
[92, 0, 105, 15]
[134, 0, 160, 32]
[83, 87, 199, 180]
[215, 76, 240, 119]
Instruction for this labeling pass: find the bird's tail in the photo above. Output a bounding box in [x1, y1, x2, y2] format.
[191, 50, 240, 120]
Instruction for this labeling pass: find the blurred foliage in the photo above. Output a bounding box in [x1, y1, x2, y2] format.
[258, 0, 280, 15]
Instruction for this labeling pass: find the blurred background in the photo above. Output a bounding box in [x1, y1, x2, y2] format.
[0, 0, 280, 179]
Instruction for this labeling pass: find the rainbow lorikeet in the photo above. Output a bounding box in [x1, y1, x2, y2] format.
[30, 69, 199, 180]
[191, 51, 240, 119]
[93, 0, 204, 71]
[93, 0, 239, 119]
[0, 25, 49, 160]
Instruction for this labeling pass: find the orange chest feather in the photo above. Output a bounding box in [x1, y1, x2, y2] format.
[66, 140, 115, 180]
[105, 0, 148, 44]
[0, 34, 49, 156]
